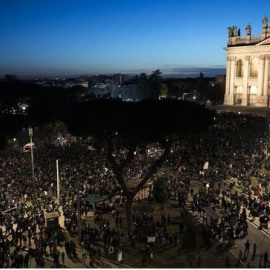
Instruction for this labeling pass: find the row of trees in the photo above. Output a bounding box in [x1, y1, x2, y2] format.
[165, 74, 225, 102]
[0, 81, 85, 147]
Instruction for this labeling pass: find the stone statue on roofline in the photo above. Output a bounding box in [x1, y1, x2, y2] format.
[233, 26, 238, 37]
[262, 16, 268, 29]
[245, 24, 251, 36]
[228, 26, 240, 38]
[227, 26, 233, 37]
[238, 28, 241, 37]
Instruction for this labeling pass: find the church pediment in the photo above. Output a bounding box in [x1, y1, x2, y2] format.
[256, 37, 270, 46]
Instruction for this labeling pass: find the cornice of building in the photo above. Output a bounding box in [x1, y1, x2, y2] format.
[226, 44, 270, 54]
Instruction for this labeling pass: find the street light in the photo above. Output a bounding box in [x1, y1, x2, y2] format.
[28, 127, 36, 203]
[56, 159, 60, 204]
[76, 176, 82, 243]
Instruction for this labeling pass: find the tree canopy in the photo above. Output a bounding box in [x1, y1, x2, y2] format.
[62, 98, 215, 145]
[0, 114, 28, 149]
[62, 98, 215, 234]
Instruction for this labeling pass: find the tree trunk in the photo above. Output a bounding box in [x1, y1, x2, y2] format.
[125, 195, 134, 237]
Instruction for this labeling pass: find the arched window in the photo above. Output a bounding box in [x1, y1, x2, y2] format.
[249, 58, 258, 77]
[236, 59, 243, 77]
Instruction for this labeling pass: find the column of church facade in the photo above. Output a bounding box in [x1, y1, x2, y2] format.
[242, 56, 250, 106]
[263, 55, 270, 97]
[257, 55, 265, 104]
[224, 56, 232, 104]
[229, 56, 236, 104]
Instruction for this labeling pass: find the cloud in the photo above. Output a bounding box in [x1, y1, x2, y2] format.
[160, 65, 226, 78]
[0, 65, 226, 79]
[112, 65, 226, 78]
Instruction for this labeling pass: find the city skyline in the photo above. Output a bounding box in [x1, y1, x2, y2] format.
[0, 0, 269, 79]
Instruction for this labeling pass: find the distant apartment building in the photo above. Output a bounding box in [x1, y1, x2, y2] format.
[159, 83, 168, 99]
[216, 75, 226, 87]
[111, 83, 161, 101]
[113, 74, 129, 84]
[89, 74, 161, 101]
[63, 79, 88, 89]
[90, 82, 117, 97]
[224, 16, 270, 107]
[209, 75, 226, 88]
[4, 74, 18, 81]
[111, 84, 141, 101]
[35, 78, 88, 88]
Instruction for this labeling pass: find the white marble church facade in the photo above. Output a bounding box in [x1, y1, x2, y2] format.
[224, 17, 270, 107]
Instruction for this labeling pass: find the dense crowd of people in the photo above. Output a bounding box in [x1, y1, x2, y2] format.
[0, 112, 269, 267]
[163, 112, 270, 265]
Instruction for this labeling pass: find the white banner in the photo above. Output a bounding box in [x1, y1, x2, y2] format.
[203, 161, 209, 170]
[117, 251, 122, 262]
[147, 236, 156, 243]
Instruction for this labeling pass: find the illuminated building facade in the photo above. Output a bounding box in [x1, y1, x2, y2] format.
[224, 17, 270, 106]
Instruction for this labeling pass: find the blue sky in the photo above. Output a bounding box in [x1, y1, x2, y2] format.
[0, 0, 269, 78]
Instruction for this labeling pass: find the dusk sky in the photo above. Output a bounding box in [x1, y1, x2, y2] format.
[1, 0, 269, 78]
